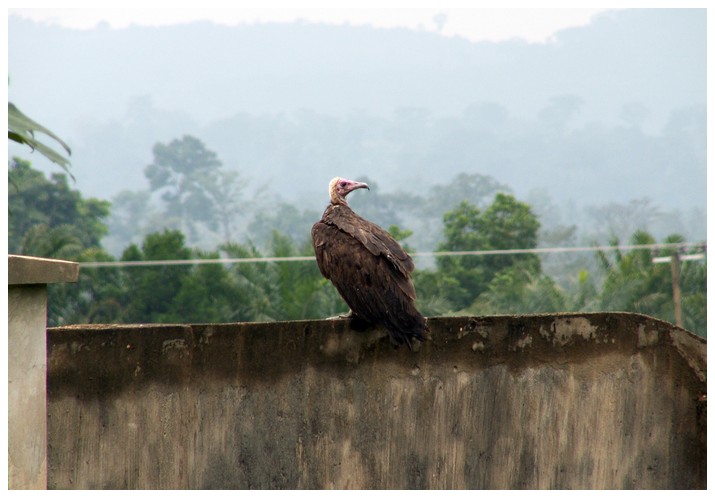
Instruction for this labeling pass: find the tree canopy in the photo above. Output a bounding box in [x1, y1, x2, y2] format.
[9, 158, 109, 255]
[144, 135, 246, 243]
[8, 152, 706, 337]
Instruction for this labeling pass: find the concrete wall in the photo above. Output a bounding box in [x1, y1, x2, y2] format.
[47, 313, 706, 490]
[8, 255, 79, 490]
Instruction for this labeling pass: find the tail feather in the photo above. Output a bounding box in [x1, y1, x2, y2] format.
[385, 313, 428, 350]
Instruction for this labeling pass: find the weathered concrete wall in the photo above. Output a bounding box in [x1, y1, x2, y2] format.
[8, 255, 79, 490]
[47, 313, 706, 489]
[9, 285, 49, 490]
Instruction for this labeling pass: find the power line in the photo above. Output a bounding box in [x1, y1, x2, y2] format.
[78, 242, 705, 268]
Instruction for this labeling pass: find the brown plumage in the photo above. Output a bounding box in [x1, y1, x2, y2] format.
[311, 177, 427, 349]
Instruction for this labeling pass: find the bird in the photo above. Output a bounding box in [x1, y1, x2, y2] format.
[311, 177, 428, 349]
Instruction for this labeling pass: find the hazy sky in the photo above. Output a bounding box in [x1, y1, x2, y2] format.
[10, 5, 610, 43]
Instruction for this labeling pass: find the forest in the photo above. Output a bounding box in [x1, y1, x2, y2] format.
[9, 10, 706, 220]
[8, 133, 707, 337]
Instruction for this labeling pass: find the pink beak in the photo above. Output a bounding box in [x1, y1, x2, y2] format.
[343, 180, 369, 194]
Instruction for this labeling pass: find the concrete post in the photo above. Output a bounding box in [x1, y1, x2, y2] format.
[8, 255, 79, 490]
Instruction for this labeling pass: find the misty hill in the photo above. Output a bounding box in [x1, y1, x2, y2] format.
[8, 9, 706, 221]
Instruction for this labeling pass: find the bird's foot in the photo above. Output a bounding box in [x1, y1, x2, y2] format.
[326, 310, 355, 320]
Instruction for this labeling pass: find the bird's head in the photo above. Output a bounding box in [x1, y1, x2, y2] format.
[329, 177, 369, 205]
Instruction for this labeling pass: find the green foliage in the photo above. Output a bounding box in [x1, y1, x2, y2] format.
[8, 158, 110, 254]
[441, 200, 484, 251]
[480, 193, 540, 260]
[8, 160, 705, 336]
[271, 231, 345, 320]
[468, 267, 565, 315]
[121, 230, 193, 323]
[220, 240, 278, 321]
[387, 224, 415, 253]
[596, 231, 706, 336]
[171, 249, 243, 323]
[8, 102, 72, 173]
[387, 225, 413, 241]
[425, 193, 542, 310]
[681, 262, 707, 335]
[48, 246, 124, 326]
[570, 269, 599, 312]
[597, 231, 668, 315]
[220, 233, 345, 322]
[19, 224, 84, 261]
[412, 269, 469, 317]
[431, 200, 489, 309]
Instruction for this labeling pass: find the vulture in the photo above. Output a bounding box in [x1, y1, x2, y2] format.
[311, 177, 428, 349]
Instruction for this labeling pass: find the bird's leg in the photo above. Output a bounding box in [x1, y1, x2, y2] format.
[326, 310, 355, 320]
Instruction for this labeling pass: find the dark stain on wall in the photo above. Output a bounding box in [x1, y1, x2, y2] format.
[47, 313, 706, 489]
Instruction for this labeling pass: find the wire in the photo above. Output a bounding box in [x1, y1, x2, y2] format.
[78, 242, 705, 268]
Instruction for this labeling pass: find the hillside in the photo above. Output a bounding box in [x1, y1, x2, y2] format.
[8, 9, 706, 221]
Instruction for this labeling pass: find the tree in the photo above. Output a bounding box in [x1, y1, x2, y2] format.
[205, 170, 247, 242]
[247, 202, 321, 249]
[8, 158, 110, 254]
[479, 193, 541, 273]
[220, 240, 280, 322]
[220, 232, 345, 322]
[595, 230, 706, 336]
[426, 172, 511, 213]
[468, 266, 565, 315]
[144, 135, 244, 243]
[170, 249, 243, 323]
[679, 252, 707, 336]
[120, 229, 193, 323]
[432, 200, 488, 309]
[7, 160, 130, 326]
[270, 231, 345, 320]
[347, 176, 405, 231]
[568, 269, 599, 312]
[596, 231, 668, 317]
[104, 189, 157, 253]
[18, 224, 84, 260]
[586, 197, 662, 243]
[47, 247, 125, 327]
[427, 193, 541, 310]
[413, 270, 466, 317]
